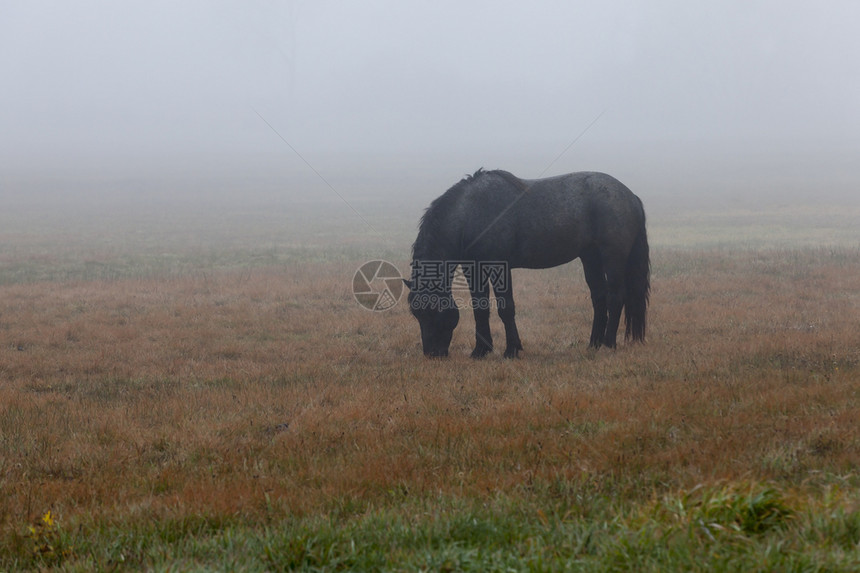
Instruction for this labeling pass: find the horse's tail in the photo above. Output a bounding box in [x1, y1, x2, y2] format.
[624, 219, 650, 342]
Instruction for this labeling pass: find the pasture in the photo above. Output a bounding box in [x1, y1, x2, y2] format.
[1, 180, 859, 570]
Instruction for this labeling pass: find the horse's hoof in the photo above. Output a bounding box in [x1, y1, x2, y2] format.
[470, 347, 492, 359]
[503, 348, 521, 359]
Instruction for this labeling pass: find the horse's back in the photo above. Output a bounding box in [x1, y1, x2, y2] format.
[461, 171, 644, 269]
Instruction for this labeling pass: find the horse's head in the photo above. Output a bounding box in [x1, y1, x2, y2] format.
[404, 280, 459, 358]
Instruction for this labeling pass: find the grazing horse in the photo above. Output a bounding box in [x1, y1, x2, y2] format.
[404, 169, 649, 358]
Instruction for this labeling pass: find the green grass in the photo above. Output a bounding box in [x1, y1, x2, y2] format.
[3, 481, 858, 571]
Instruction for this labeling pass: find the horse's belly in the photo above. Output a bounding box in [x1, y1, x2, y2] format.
[512, 250, 579, 269]
[510, 233, 582, 269]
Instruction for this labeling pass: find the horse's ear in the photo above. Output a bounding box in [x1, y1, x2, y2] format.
[402, 279, 413, 290]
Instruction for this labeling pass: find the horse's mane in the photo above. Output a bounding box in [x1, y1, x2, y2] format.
[411, 168, 493, 261]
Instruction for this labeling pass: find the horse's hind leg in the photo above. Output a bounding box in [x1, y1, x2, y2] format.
[602, 256, 627, 349]
[470, 279, 493, 358]
[581, 250, 608, 348]
[494, 267, 522, 358]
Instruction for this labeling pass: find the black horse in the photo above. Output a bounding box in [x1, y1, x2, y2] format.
[404, 169, 649, 358]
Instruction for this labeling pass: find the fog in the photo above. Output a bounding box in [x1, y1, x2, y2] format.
[2, 1, 859, 217]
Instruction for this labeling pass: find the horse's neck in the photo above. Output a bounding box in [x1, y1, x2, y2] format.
[411, 250, 460, 293]
[412, 211, 464, 284]
[412, 232, 461, 266]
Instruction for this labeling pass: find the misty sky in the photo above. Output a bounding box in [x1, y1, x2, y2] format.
[2, 1, 859, 195]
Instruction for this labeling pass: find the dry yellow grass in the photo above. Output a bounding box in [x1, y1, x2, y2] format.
[2, 244, 859, 532]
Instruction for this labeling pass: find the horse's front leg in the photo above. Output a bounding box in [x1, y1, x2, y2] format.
[470, 280, 493, 358]
[495, 268, 522, 359]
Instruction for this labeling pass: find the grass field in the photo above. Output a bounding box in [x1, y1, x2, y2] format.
[1, 183, 859, 570]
